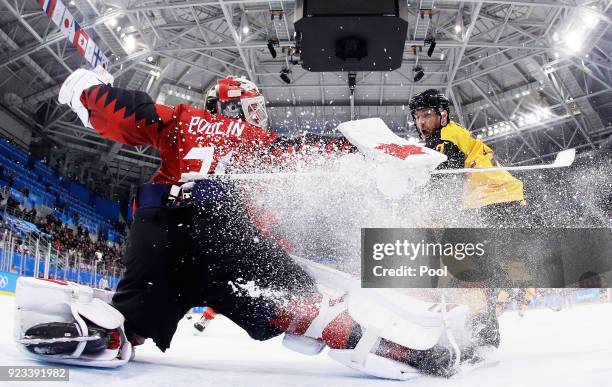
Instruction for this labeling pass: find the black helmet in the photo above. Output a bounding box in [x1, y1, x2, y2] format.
[408, 89, 450, 119]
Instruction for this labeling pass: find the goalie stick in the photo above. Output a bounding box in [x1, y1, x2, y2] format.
[211, 148, 575, 181]
[431, 149, 576, 175]
[199, 118, 576, 181]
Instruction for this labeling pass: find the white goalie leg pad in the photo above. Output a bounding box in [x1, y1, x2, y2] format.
[291, 286, 470, 379]
[15, 277, 132, 368]
[326, 288, 469, 379]
[346, 288, 470, 351]
[294, 257, 470, 349]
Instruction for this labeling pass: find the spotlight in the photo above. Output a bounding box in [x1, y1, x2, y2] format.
[280, 67, 291, 84]
[123, 35, 136, 53]
[348, 72, 357, 94]
[563, 31, 583, 52]
[267, 39, 278, 58]
[413, 66, 424, 82]
[240, 12, 249, 35]
[454, 12, 463, 34]
[425, 37, 436, 58]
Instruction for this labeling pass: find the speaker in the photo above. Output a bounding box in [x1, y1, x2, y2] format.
[294, 0, 409, 72]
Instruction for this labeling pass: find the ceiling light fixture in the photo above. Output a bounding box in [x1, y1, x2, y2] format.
[240, 12, 250, 35]
[413, 66, 424, 82]
[280, 67, 291, 84]
[425, 37, 436, 58]
[267, 39, 278, 58]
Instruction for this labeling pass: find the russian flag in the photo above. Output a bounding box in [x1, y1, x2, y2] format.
[39, 0, 57, 18]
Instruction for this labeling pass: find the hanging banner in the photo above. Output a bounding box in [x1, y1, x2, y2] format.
[50, 0, 65, 26]
[37, 0, 110, 70]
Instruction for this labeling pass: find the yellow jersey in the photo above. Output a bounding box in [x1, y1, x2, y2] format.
[426, 121, 525, 208]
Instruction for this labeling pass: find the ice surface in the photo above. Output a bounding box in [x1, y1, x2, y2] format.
[1, 294, 611, 387]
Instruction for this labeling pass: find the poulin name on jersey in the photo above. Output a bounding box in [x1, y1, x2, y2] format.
[188, 116, 246, 138]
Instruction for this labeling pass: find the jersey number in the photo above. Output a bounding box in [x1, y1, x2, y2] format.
[180, 146, 234, 182]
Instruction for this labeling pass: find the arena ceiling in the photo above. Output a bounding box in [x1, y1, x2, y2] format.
[0, 0, 610, 200]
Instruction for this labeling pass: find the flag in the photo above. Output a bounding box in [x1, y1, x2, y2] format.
[39, 0, 109, 70]
[75, 28, 90, 55]
[50, 0, 65, 27]
[85, 40, 97, 64]
[39, 0, 57, 17]
[89, 45, 110, 70]
[59, 9, 73, 37]
[69, 20, 79, 45]
[46, 0, 56, 17]
[99, 52, 110, 70]
[89, 45, 103, 67]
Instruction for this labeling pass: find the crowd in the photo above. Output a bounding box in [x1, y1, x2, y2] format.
[1, 187, 126, 276]
[36, 213, 125, 270]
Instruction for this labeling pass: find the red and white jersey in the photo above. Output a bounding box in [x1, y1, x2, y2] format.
[81, 84, 278, 185]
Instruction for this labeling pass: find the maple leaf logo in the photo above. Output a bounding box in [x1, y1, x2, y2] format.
[374, 143, 424, 159]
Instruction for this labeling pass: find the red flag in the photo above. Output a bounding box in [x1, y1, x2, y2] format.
[75, 28, 90, 55]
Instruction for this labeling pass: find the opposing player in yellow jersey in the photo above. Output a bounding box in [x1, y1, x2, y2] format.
[409, 89, 527, 226]
[408, 89, 531, 349]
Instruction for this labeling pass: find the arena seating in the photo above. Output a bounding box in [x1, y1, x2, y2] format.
[0, 138, 122, 240]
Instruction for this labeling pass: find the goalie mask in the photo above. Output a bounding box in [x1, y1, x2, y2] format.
[205, 76, 268, 129]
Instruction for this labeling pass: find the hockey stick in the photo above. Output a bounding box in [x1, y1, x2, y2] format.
[215, 148, 576, 181]
[431, 148, 576, 175]
[217, 171, 335, 181]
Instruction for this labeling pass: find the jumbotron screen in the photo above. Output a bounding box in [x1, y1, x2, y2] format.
[304, 0, 398, 16]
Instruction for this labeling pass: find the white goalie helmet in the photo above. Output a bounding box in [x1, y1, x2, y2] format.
[205, 75, 268, 129]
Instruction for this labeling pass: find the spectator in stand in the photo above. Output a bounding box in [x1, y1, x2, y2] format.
[8, 206, 127, 274]
[24, 208, 36, 223]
